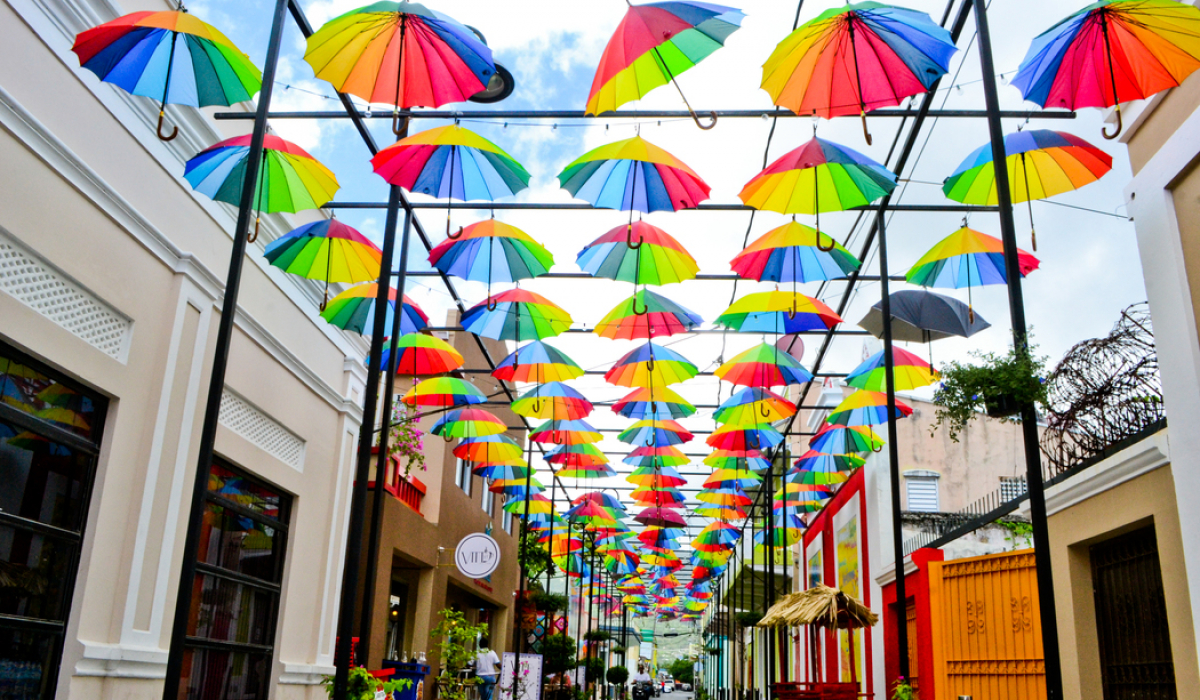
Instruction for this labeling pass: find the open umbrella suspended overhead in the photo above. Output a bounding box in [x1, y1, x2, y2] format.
[716, 291, 843, 334]
[594, 289, 702, 339]
[373, 333, 463, 375]
[558, 135, 711, 212]
[612, 386, 697, 420]
[461, 289, 573, 341]
[617, 419, 695, 447]
[703, 468, 762, 489]
[790, 450, 863, 479]
[716, 343, 814, 388]
[511, 382, 593, 420]
[72, 10, 262, 140]
[857, 289, 991, 343]
[401, 376, 486, 408]
[604, 342, 699, 387]
[492, 341, 583, 383]
[808, 423, 884, 454]
[184, 135, 339, 241]
[631, 486, 687, 506]
[529, 419, 603, 445]
[943, 130, 1113, 250]
[431, 408, 506, 439]
[587, 1, 744, 128]
[1012, 0, 1200, 139]
[713, 387, 797, 426]
[731, 220, 862, 284]
[321, 284, 429, 336]
[623, 445, 691, 468]
[761, 2, 956, 143]
[846, 347, 938, 391]
[455, 434, 525, 463]
[265, 218, 382, 309]
[826, 390, 912, 426]
[906, 227, 1040, 321]
[706, 423, 784, 451]
[626, 464, 688, 488]
[577, 221, 700, 286]
[704, 449, 771, 472]
[428, 219, 553, 297]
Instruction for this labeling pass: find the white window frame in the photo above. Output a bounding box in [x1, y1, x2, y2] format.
[903, 469, 940, 512]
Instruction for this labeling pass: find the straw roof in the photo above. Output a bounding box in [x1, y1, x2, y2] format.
[757, 585, 878, 630]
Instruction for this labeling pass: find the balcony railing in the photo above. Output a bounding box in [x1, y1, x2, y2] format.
[368, 448, 427, 515]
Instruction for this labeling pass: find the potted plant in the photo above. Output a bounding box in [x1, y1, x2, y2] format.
[431, 609, 488, 700]
[584, 629, 613, 643]
[931, 343, 1049, 442]
[607, 666, 630, 700]
[532, 591, 569, 614]
[542, 633, 577, 700]
[734, 612, 763, 628]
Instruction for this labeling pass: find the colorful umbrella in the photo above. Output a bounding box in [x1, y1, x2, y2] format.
[401, 376, 485, 408]
[612, 386, 697, 420]
[428, 219, 553, 297]
[943, 130, 1113, 250]
[184, 135, 339, 241]
[1011, 0, 1200, 139]
[493, 341, 583, 383]
[786, 465, 851, 487]
[626, 465, 688, 488]
[623, 445, 691, 468]
[265, 218, 382, 308]
[693, 522, 742, 551]
[431, 408, 506, 439]
[846, 347, 939, 392]
[703, 449, 771, 472]
[696, 487, 752, 507]
[491, 479, 544, 498]
[72, 10, 261, 140]
[636, 506, 687, 528]
[594, 289, 702, 340]
[693, 504, 746, 521]
[604, 342, 699, 388]
[305, 1, 494, 123]
[762, 2, 956, 143]
[530, 419, 603, 445]
[474, 463, 532, 480]
[826, 390, 912, 426]
[731, 220, 862, 283]
[713, 387, 797, 426]
[716, 343, 813, 388]
[454, 435, 524, 463]
[321, 284, 429, 336]
[605, 549, 643, 576]
[547, 443, 610, 468]
[706, 424, 784, 451]
[372, 333, 463, 375]
[631, 487, 687, 507]
[511, 382, 593, 420]
[809, 423, 884, 454]
[576, 221, 699, 286]
[703, 468, 762, 490]
[738, 137, 897, 231]
[791, 450, 864, 477]
[716, 291, 843, 334]
[754, 528, 804, 547]
[906, 227, 1040, 319]
[461, 289, 573, 341]
[617, 419, 695, 448]
[557, 463, 618, 480]
[587, 1, 744, 127]
[558, 135, 710, 213]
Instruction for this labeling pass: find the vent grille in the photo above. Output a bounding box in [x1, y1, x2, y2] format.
[219, 391, 305, 471]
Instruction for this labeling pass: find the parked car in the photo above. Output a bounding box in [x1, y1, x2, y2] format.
[663, 681, 675, 693]
[680, 683, 692, 691]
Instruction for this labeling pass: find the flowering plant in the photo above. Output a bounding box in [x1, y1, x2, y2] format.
[890, 676, 916, 700]
[931, 341, 1048, 442]
[388, 403, 426, 476]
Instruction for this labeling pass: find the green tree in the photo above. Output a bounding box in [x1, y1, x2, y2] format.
[519, 523, 553, 578]
[431, 609, 488, 700]
[667, 658, 693, 685]
[541, 633, 577, 677]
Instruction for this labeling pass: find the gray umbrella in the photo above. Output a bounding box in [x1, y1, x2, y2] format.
[857, 290, 991, 343]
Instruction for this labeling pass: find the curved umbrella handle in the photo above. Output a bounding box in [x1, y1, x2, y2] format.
[873, 443, 883, 453]
[393, 111, 408, 137]
[487, 296, 499, 312]
[447, 224, 464, 240]
[319, 289, 328, 312]
[816, 230, 836, 253]
[759, 402, 772, 419]
[248, 216, 261, 244]
[157, 110, 178, 142]
[443, 433, 454, 443]
[633, 295, 648, 316]
[1103, 105, 1123, 141]
[646, 434, 656, 447]
[691, 110, 718, 131]
[787, 299, 798, 320]
[626, 224, 644, 250]
[646, 355, 655, 371]
[531, 398, 544, 414]
[860, 111, 873, 146]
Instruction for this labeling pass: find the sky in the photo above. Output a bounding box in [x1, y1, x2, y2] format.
[190, 0, 1147, 561]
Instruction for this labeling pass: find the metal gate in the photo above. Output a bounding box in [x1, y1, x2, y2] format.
[1091, 527, 1177, 700]
[927, 549, 1045, 699]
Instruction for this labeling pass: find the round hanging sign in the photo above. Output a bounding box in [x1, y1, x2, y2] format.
[455, 532, 501, 579]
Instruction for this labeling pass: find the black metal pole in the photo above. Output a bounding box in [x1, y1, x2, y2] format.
[875, 216, 910, 683]
[514, 439, 534, 658]
[971, 0, 1063, 697]
[764, 453, 776, 700]
[159, 0, 289, 697]
[360, 194, 411, 665]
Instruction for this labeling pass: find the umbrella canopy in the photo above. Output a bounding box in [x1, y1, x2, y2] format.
[846, 347, 939, 391]
[547, 443, 610, 468]
[696, 487, 752, 507]
[731, 221, 862, 283]
[790, 450, 864, 478]
[558, 135, 711, 212]
[371, 125, 530, 200]
[557, 463, 618, 480]
[623, 445, 691, 468]
[626, 465, 688, 488]
[693, 522, 742, 551]
[431, 408, 506, 439]
[631, 487, 687, 507]
[706, 424, 784, 451]
[635, 506, 687, 528]
[714, 387, 797, 426]
[594, 290, 703, 340]
[826, 390, 912, 426]
[265, 219, 382, 306]
[490, 479, 543, 497]
[428, 219, 553, 291]
[1011, 0, 1200, 139]
[529, 419, 603, 445]
[703, 468, 762, 490]
[739, 137, 897, 218]
[716, 343, 814, 388]
[758, 585, 879, 629]
[586, 1, 744, 116]
[511, 382, 593, 420]
[321, 284, 429, 336]
[704, 449, 771, 472]
[717, 291, 843, 334]
[461, 289, 573, 341]
[762, 2, 956, 142]
[693, 504, 746, 521]
[72, 10, 261, 139]
[809, 423, 884, 454]
[304, 1, 494, 110]
[474, 463, 531, 480]
[401, 376, 486, 408]
[493, 341, 583, 383]
[604, 342, 699, 388]
[577, 221, 699, 285]
[857, 289, 991, 343]
[907, 227, 1040, 289]
[617, 419, 695, 447]
[454, 435, 524, 463]
[373, 333, 464, 375]
[612, 386, 697, 420]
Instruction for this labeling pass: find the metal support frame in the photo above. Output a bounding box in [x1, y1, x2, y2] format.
[214, 107, 1077, 121]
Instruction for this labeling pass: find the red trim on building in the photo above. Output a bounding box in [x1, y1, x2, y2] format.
[880, 548, 944, 698]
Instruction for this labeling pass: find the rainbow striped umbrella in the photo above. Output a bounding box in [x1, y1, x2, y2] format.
[321, 284, 429, 336]
[714, 387, 797, 426]
[618, 419, 695, 448]
[490, 479, 544, 498]
[846, 347, 939, 392]
[473, 463, 531, 480]
[557, 462, 618, 480]
[612, 386, 697, 420]
[530, 419, 603, 445]
[372, 333, 463, 375]
[762, 3, 956, 143]
[547, 443, 609, 468]
[703, 468, 762, 490]
[185, 135, 339, 240]
[493, 341, 583, 383]
[558, 135, 710, 212]
[774, 482, 834, 512]
[461, 289, 573, 341]
[623, 445, 690, 468]
[717, 291, 843, 334]
[716, 343, 813, 388]
[696, 487, 751, 507]
[706, 424, 784, 451]
[428, 219, 554, 296]
[693, 522, 742, 551]
[631, 487, 687, 507]
[586, 2, 744, 121]
[906, 227, 1040, 317]
[791, 450, 864, 477]
[265, 219, 381, 308]
[626, 465, 687, 488]
[595, 290, 702, 340]
[574, 492, 627, 511]
[604, 549, 643, 576]
[754, 528, 804, 547]
[604, 342, 698, 388]
[577, 221, 699, 285]
[693, 504, 746, 521]
[786, 465, 851, 487]
[826, 390, 912, 426]
[401, 376, 485, 408]
[1012, 0, 1200, 139]
[566, 499, 620, 525]
[511, 382, 593, 420]
[809, 423, 884, 453]
[731, 221, 861, 283]
[635, 506, 687, 528]
[72, 11, 261, 140]
[943, 130, 1113, 250]
[431, 408, 506, 439]
[304, 1, 493, 113]
[454, 435, 524, 463]
[703, 449, 771, 472]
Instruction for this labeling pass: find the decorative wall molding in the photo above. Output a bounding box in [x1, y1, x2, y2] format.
[74, 640, 167, 679]
[0, 226, 132, 361]
[219, 389, 307, 472]
[1029, 432, 1171, 518]
[279, 662, 338, 686]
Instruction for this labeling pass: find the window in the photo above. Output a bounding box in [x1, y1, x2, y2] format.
[502, 497, 513, 534]
[904, 470, 940, 512]
[0, 344, 106, 700]
[1000, 476, 1027, 502]
[482, 482, 495, 516]
[180, 462, 291, 700]
[455, 458, 472, 496]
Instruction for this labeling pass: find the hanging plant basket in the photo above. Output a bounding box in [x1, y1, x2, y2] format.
[984, 394, 1020, 418]
[931, 341, 1049, 442]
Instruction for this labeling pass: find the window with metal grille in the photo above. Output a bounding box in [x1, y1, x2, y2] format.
[180, 462, 291, 700]
[455, 458, 472, 496]
[905, 477, 939, 512]
[1000, 476, 1027, 502]
[0, 343, 106, 700]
